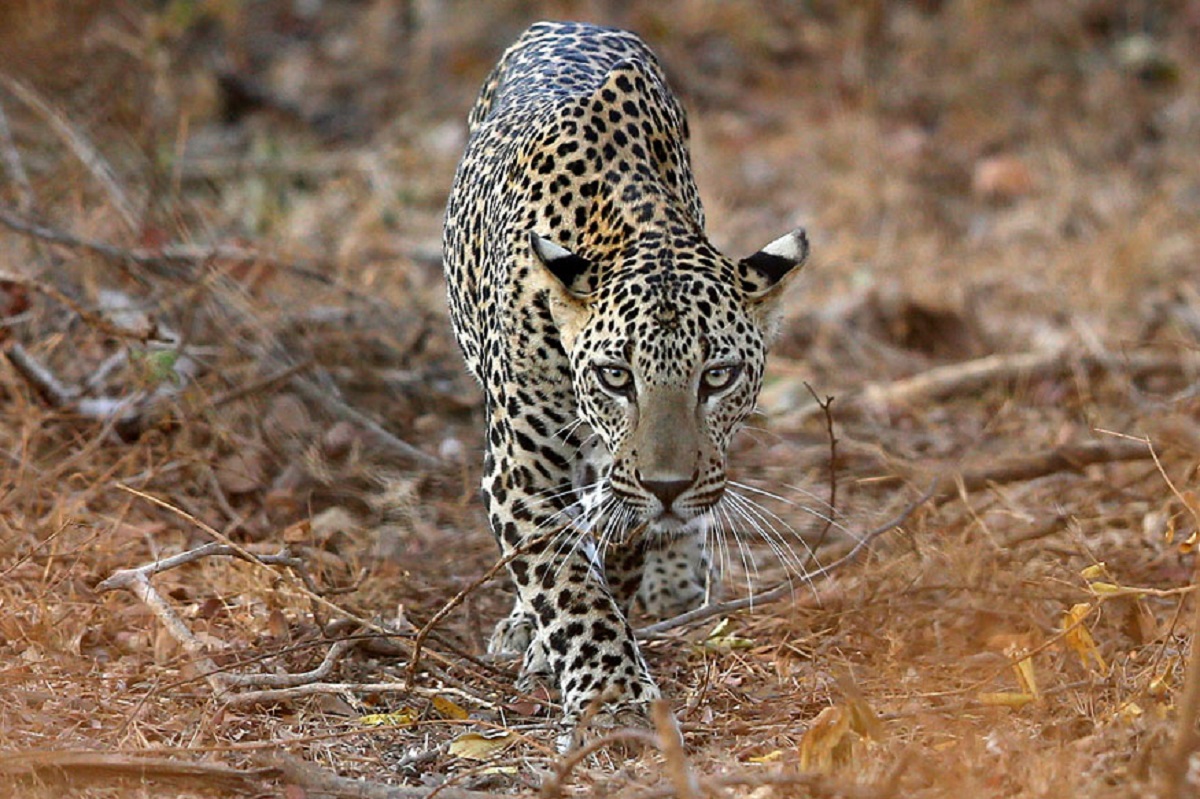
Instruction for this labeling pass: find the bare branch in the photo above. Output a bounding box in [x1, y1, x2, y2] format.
[0, 751, 272, 794]
[406, 528, 561, 686]
[0, 272, 166, 342]
[539, 729, 659, 799]
[4, 341, 80, 406]
[802, 381, 839, 567]
[943, 438, 1153, 498]
[223, 681, 495, 710]
[94, 550, 231, 694]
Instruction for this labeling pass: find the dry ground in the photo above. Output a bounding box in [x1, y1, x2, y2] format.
[2, 1, 1200, 796]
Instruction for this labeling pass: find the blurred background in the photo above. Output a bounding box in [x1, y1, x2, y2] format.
[2, 1, 1199, 794]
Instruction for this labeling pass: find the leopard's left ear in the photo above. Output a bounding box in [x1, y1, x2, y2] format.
[739, 228, 808, 337]
[528, 232, 592, 348]
[739, 228, 809, 300]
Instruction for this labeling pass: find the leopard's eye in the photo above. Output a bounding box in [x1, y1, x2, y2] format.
[595, 364, 634, 395]
[700, 364, 742, 395]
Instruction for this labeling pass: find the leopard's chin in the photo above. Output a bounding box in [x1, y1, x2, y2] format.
[644, 509, 709, 538]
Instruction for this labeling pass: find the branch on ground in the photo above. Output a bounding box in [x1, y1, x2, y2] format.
[772, 346, 1200, 428]
[0, 751, 274, 794]
[932, 437, 1154, 501]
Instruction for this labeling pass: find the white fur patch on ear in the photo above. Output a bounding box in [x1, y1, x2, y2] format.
[740, 227, 809, 297]
[760, 228, 809, 264]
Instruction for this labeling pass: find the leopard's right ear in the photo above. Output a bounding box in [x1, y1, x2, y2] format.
[528, 232, 592, 347]
[530, 233, 593, 295]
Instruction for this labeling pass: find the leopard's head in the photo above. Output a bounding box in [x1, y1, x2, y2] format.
[529, 226, 807, 533]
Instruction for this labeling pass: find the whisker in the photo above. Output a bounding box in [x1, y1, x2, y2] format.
[719, 496, 763, 605]
[728, 478, 837, 517]
[725, 490, 812, 578]
[728, 479, 859, 541]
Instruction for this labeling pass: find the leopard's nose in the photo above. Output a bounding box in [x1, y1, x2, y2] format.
[638, 477, 692, 508]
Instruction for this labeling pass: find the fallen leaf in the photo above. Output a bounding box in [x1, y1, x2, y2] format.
[315, 694, 357, 717]
[153, 626, 179, 665]
[1180, 529, 1199, 554]
[747, 749, 784, 763]
[701, 618, 755, 652]
[1006, 644, 1041, 700]
[448, 730, 515, 760]
[1063, 603, 1108, 676]
[267, 608, 290, 640]
[432, 695, 469, 720]
[797, 706, 855, 773]
[1114, 700, 1144, 723]
[360, 708, 417, 727]
[478, 765, 519, 775]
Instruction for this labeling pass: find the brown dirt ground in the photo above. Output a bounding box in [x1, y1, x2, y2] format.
[2, 1, 1200, 797]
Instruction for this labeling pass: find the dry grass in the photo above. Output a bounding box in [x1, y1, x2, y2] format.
[2, 0, 1200, 796]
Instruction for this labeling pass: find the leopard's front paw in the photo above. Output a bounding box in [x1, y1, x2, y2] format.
[488, 607, 534, 656]
[556, 677, 660, 753]
[490, 609, 554, 696]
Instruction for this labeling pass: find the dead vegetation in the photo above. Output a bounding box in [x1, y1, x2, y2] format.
[1, 0, 1199, 796]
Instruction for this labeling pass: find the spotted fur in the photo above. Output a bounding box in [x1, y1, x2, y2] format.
[443, 21, 807, 747]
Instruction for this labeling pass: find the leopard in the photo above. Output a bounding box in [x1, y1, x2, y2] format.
[442, 20, 808, 749]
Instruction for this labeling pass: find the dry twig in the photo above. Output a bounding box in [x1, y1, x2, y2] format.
[802, 381, 839, 566]
[94, 546, 231, 694]
[223, 680, 492, 709]
[0, 272, 165, 342]
[406, 528, 563, 686]
[539, 729, 660, 798]
[289, 373, 440, 468]
[0, 205, 346, 289]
